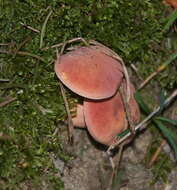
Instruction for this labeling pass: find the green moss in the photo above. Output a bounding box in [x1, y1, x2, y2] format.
[145, 135, 175, 185]
[0, 0, 176, 189]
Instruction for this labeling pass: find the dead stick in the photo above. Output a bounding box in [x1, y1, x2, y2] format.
[148, 140, 166, 167]
[14, 36, 32, 57]
[20, 22, 40, 33]
[54, 38, 90, 142]
[139, 52, 177, 90]
[138, 71, 159, 90]
[42, 37, 88, 51]
[59, 82, 74, 143]
[0, 79, 10, 82]
[56, 42, 74, 143]
[108, 143, 124, 190]
[0, 97, 17, 107]
[0, 50, 45, 62]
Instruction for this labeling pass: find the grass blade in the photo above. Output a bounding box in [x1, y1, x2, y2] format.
[134, 92, 151, 114]
[155, 120, 177, 159]
[159, 89, 166, 113]
[163, 10, 177, 31]
[135, 92, 177, 159]
[40, 10, 52, 49]
[156, 116, 177, 126]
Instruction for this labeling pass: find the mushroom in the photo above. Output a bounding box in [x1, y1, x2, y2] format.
[55, 46, 123, 100]
[164, 0, 177, 9]
[83, 92, 127, 145]
[71, 81, 140, 145]
[72, 104, 86, 128]
[54, 43, 140, 146]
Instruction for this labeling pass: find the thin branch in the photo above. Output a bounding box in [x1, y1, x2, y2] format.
[139, 51, 177, 90]
[59, 83, 74, 143]
[53, 37, 89, 142]
[138, 70, 161, 90]
[0, 97, 17, 107]
[108, 88, 177, 150]
[130, 64, 143, 81]
[0, 79, 10, 82]
[20, 22, 40, 33]
[42, 37, 88, 51]
[0, 84, 26, 90]
[107, 143, 124, 190]
[0, 49, 45, 62]
[0, 43, 10, 46]
[14, 36, 32, 57]
[56, 42, 75, 143]
[148, 140, 167, 168]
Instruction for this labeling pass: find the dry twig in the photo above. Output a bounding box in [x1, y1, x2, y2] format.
[42, 37, 88, 51]
[0, 49, 45, 62]
[139, 51, 177, 90]
[56, 42, 75, 144]
[0, 79, 10, 82]
[20, 22, 40, 33]
[138, 66, 165, 90]
[108, 143, 125, 190]
[148, 140, 167, 168]
[0, 43, 10, 46]
[130, 63, 143, 81]
[13, 36, 32, 57]
[59, 83, 74, 144]
[0, 97, 17, 107]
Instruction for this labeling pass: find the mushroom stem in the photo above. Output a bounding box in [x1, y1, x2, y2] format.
[72, 104, 86, 128]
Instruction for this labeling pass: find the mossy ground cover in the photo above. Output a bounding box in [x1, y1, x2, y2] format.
[0, 0, 176, 189]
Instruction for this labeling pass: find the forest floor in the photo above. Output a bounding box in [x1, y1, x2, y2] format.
[57, 83, 177, 190]
[0, 1, 177, 190]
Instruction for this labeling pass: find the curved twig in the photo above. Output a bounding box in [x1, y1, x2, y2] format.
[0, 50, 45, 62]
[42, 37, 88, 51]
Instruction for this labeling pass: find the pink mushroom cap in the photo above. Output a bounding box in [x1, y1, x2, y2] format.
[71, 81, 140, 145]
[83, 92, 127, 145]
[55, 46, 123, 100]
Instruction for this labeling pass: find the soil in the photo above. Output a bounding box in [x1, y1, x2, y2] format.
[54, 125, 177, 190]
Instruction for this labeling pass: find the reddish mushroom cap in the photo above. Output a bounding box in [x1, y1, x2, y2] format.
[55, 46, 123, 99]
[164, 0, 177, 9]
[83, 92, 127, 145]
